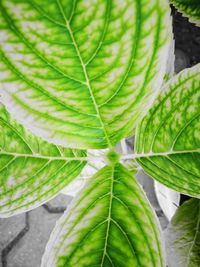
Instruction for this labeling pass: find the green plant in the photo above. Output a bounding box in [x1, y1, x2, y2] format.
[0, 0, 199, 266]
[170, 0, 200, 26]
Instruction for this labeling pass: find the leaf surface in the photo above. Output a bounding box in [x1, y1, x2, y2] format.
[62, 149, 106, 196]
[0, 0, 172, 149]
[0, 104, 86, 217]
[41, 163, 164, 267]
[135, 64, 200, 197]
[165, 198, 200, 267]
[170, 0, 200, 26]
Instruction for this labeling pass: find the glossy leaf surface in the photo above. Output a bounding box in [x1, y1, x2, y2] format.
[165, 198, 200, 267]
[41, 163, 164, 267]
[0, 0, 172, 149]
[135, 64, 200, 197]
[0, 105, 86, 217]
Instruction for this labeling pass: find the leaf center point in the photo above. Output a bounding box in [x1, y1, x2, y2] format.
[106, 150, 120, 165]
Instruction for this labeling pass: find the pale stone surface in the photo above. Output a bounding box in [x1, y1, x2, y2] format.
[0, 214, 26, 251]
[0, 214, 26, 267]
[7, 209, 59, 267]
[0, 194, 72, 267]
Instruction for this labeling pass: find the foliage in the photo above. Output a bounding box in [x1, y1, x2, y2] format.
[0, 104, 87, 217]
[135, 64, 200, 197]
[165, 198, 200, 267]
[42, 164, 164, 267]
[170, 0, 200, 26]
[0, 0, 171, 149]
[0, 0, 199, 266]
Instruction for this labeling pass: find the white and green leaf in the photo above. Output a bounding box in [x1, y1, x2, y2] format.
[135, 63, 200, 197]
[0, 0, 172, 149]
[170, 0, 200, 26]
[0, 104, 86, 217]
[165, 198, 200, 267]
[61, 149, 107, 197]
[41, 163, 165, 267]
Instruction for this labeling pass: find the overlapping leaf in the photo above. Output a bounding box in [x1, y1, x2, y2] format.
[0, 104, 86, 217]
[135, 64, 200, 197]
[165, 198, 200, 267]
[41, 163, 164, 267]
[0, 0, 172, 149]
[170, 0, 200, 26]
[62, 149, 107, 196]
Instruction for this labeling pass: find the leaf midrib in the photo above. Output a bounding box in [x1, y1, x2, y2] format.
[0, 151, 87, 161]
[124, 149, 200, 160]
[100, 166, 114, 266]
[138, 157, 200, 192]
[0, 114, 87, 161]
[56, 0, 112, 149]
[136, 158, 198, 196]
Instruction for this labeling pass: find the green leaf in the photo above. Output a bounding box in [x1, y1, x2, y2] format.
[62, 149, 106, 197]
[41, 163, 165, 267]
[0, 104, 86, 217]
[135, 63, 200, 197]
[170, 0, 200, 26]
[165, 198, 200, 267]
[0, 0, 172, 149]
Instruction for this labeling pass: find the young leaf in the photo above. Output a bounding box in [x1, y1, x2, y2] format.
[170, 0, 200, 26]
[135, 63, 200, 197]
[0, 104, 86, 217]
[0, 0, 172, 149]
[41, 164, 165, 267]
[165, 198, 200, 267]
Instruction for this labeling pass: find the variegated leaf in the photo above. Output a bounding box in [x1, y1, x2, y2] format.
[0, 104, 86, 217]
[41, 163, 165, 267]
[165, 198, 200, 267]
[0, 0, 172, 149]
[61, 149, 107, 196]
[135, 64, 200, 197]
[170, 0, 200, 26]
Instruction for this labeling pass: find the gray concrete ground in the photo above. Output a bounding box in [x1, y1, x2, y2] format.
[0, 195, 72, 267]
